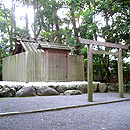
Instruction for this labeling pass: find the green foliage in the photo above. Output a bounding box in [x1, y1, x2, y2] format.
[65, 0, 86, 10]
[0, 2, 30, 80]
[0, 41, 11, 80]
[14, 27, 30, 38]
[0, 0, 129, 82]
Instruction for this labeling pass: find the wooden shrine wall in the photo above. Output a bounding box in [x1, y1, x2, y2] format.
[3, 52, 84, 82]
[3, 52, 45, 82]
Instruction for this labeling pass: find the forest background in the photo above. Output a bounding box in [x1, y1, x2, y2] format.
[0, 0, 130, 85]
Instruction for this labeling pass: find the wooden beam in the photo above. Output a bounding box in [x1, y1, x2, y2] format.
[79, 38, 129, 50]
[92, 49, 118, 56]
[118, 48, 124, 98]
[87, 44, 93, 102]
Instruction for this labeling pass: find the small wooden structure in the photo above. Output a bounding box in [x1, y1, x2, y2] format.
[79, 38, 129, 102]
[3, 38, 84, 82]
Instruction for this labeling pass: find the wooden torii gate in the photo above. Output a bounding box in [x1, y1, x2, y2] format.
[78, 38, 129, 102]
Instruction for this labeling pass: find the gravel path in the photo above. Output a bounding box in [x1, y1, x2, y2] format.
[0, 101, 130, 130]
[0, 93, 130, 114]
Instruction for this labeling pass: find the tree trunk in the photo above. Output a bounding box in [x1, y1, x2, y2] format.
[101, 55, 110, 81]
[52, 0, 62, 43]
[25, 0, 29, 29]
[103, 14, 111, 81]
[13, 4, 16, 35]
[9, 1, 15, 53]
[33, 4, 36, 38]
[99, 57, 103, 79]
[70, 6, 78, 37]
[51, 23, 54, 41]
[70, 6, 81, 54]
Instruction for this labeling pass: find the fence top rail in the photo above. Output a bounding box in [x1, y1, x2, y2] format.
[78, 38, 129, 50]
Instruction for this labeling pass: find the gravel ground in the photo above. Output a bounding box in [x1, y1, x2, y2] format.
[0, 101, 130, 130]
[0, 93, 130, 114]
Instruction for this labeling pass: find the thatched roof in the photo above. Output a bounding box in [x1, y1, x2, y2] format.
[13, 37, 73, 55]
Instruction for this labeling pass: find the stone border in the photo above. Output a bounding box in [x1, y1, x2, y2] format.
[0, 81, 130, 97]
[0, 82, 110, 97]
[0, 98, 130, 117]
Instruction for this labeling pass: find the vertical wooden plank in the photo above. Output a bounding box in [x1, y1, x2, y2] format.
[68, 55, 84, 81]
[17, 54, 19, 81]
[16, 54, 18, 81]
[35, 52, 42, 82]
[10, 56, 12, 81]
[10, 55, 16, 81]
[27, 52, 31, 82]
[2, 58, 5, 81]
[19, 54, 21, 81]
[40, 52, 44, 81]
[45, 50, 49, 81]
[87, 44, 93, 102]
[25, 52, 28, 82]
[68, 55, 70, 81]
[21, 53, 24, 81]
[66, 52, 69, 81]
[118, 48, 124, 98]
[8, 56, 10, 81]
[13, 55, 16, 81]
[3, 58, 6, 80]
[34, 52, 36, 81]
[4, 58, 7, 81]
[37, 53, 40, 81]
[23, 53, 26, 82]
[35, 52, 38, 81]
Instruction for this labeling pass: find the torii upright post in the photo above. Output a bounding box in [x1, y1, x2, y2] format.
[78, 37, 129, 102]
[87, 44, 93, 102]
[118, 48, 124, 98]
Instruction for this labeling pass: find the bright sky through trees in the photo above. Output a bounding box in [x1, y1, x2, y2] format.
[2, 0, 105, 41]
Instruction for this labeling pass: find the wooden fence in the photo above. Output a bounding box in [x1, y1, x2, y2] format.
[3, 52, 84, 82]
[68, 55, 84, 81]
[3, 52, 45, 82]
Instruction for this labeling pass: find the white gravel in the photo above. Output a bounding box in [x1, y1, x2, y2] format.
[0, 81, 100, 87]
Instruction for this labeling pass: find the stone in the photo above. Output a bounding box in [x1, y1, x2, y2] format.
[0, 85, 3, 89]
[0, 85, 16, 97]
[16, 86, 36, 97]
[76, 84, 87, 93]
[126, 91, 130, 94]
[124, 84, 130, 93]
[67, 84, 77, 90]
[60, 93, 64, 96]
[107, 83, 118, 92]
[14, 85, 23, 91]
[8, 87, 16, 97]
[48, 85, 58, 90]
[32, 85, 40, 90]
[56, 85, 68, 93]
[93, 82, 99, 92]
[36, 86, 59, 96]
[64, 90, 82, 95]
[98, 83, 108, 93]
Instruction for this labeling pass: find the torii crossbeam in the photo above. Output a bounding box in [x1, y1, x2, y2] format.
[78, 38, 129, 102]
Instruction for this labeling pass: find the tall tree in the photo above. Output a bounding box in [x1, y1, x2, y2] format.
[51, 0, 63, 43]
[31, 0, 63, 41]
[94, 0, 130, 81]
[15, 0, 30, 29]
[25, 0, 29, 29]
[94, 0, 116, 80]
[64, 0, 86, 54]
